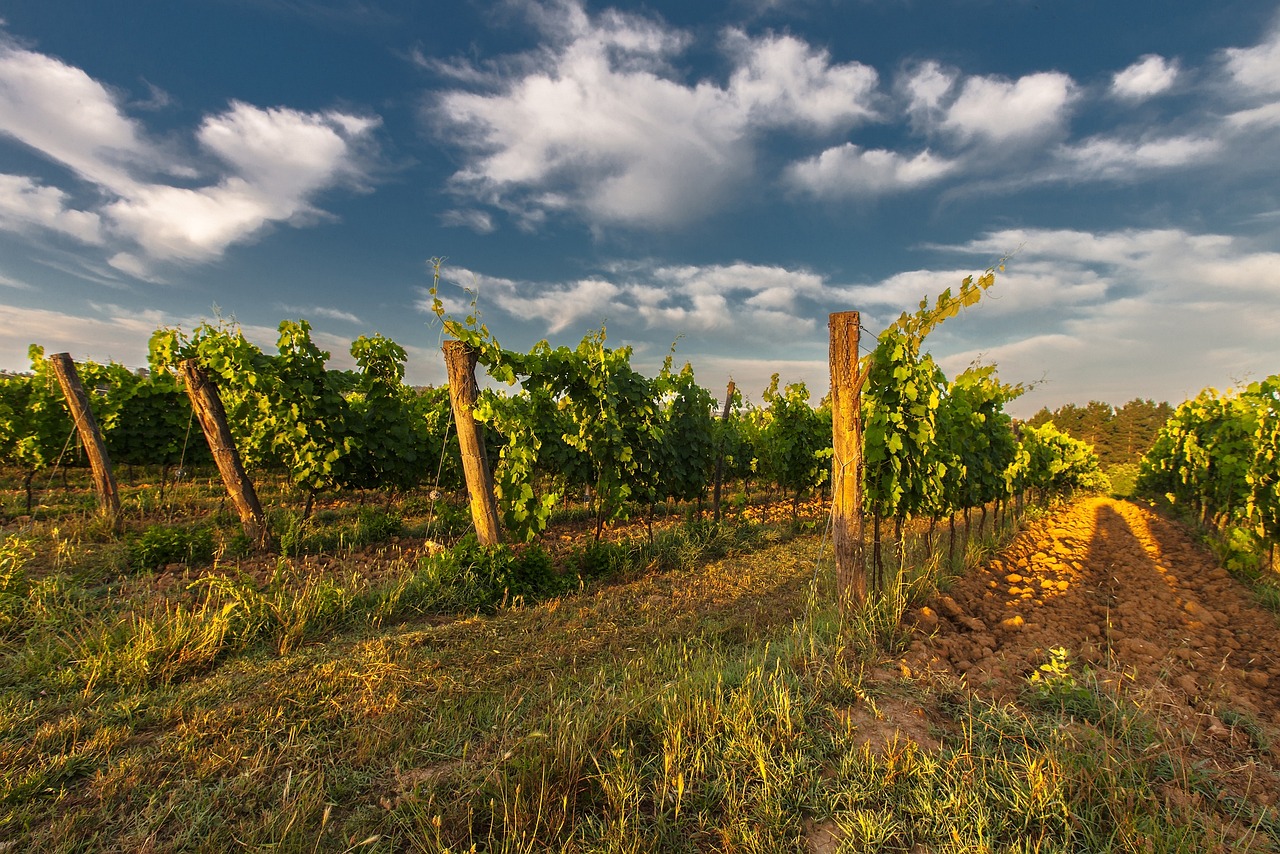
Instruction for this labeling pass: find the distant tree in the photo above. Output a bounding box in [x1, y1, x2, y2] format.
[1027, 399, 1172, 467]
[1114, 399, 1174, 461]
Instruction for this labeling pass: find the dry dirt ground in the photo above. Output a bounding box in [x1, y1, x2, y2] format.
[891, 495, 1280, 841]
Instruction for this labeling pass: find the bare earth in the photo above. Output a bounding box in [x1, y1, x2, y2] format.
[902, 496, 1280, 832]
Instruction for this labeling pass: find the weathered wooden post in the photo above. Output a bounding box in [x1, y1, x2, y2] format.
[712, 379, 736, 524]
[829, 312, 867, 614]
[443, 340, 503, 546]
[48, 353, 120, 523]
[178, 359, 270, 549]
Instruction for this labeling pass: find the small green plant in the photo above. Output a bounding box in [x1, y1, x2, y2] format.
[353, 506, 402, 546]
[1025, 646, 1099, 719]
[572, 538, 633, 581]
[128, 525, 215, 571]
[1256, 580, 1280, 612]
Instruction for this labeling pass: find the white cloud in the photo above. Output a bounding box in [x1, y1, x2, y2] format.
[1055, 134, 1221, 179]
[1224, 27, 1280, 95]
[940, 72, 1076, 143]
[0, 41, 160, 193]
[1226, 101, 1280, 128]
[0, 271, 32, 290]
[440, 208, 496, 233]
[0, 301, 169, 369]
[1111, 55, 1178, 100]
[198, 102, 376, 199]
[929, 226, 1280, 411]
[902, 60, 955, 120]
[785, 143, 957, 197]
[421, 259, 845, 343]
[0, 41, 380, 274]
[429, 266, 623, 334]
[724, 29, 878, 131]
[105, 103, 378, 265]
[274, 304, 363, 324]
[0, 173, 103, 243]
[106, 251, 159, 282]
[434, 1, 881, 229]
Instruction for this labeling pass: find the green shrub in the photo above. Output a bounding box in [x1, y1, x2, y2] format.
[129, 525, 215, 571]
[354, 506, 402, 546]
[420, 537, 561, 610]
[572, 539, 633, 580]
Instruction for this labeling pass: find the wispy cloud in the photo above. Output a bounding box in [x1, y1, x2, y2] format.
[0, 270, 32, 290]
[273, 303, 363, 324]
[1053, 134, 1221, 180]
[440, 208, 496, 233]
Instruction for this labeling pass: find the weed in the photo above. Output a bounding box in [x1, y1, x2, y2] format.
[128, 524, 215, 571]
[0, 534, 33, 634]
[1025, 646, 1100, 719]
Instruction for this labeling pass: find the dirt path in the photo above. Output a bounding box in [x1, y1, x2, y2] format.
[904, 495, 1280, 817]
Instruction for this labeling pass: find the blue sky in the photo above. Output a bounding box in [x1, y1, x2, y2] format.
[1, 0, 1278, 416]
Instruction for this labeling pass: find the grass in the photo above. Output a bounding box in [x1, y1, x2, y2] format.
[0, 478, 1264, 851]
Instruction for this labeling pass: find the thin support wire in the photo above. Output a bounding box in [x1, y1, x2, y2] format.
[425, 415, 455, 541]
[39, 423, 80, 506]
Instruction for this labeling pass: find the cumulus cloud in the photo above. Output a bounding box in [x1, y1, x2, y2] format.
[940, 72, 1076, 143]
[0, 39, 380, 274]
[1110, 55, 1178, 100]
[724, 29, 878, 131]
[785, 143, 957, 197]
[433, 1, 881, 229]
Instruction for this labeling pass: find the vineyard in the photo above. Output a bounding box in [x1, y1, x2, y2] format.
[1, 271, 1278, 851]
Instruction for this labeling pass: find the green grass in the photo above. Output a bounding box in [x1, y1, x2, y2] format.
[0, 481, 1264, 852]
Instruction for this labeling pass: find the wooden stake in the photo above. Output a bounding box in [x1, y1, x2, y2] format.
[829, 311, 866, 613]
[178, 359, 270, 549]
[443, 340, 503, 546]
[48, 353, 120, 523]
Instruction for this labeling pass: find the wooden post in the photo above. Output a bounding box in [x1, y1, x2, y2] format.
[178, 359, 269, 549]
[443, 340, 503, 546]
[48, 353, 120, 523]
[829, 312, 866, 613]
[712, 379, 736, 524]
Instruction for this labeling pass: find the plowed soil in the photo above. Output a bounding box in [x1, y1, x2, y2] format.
[904, 496, 1280, 825]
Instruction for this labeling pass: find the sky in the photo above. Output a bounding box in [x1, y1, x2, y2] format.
[0, 0, 1278, 417]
